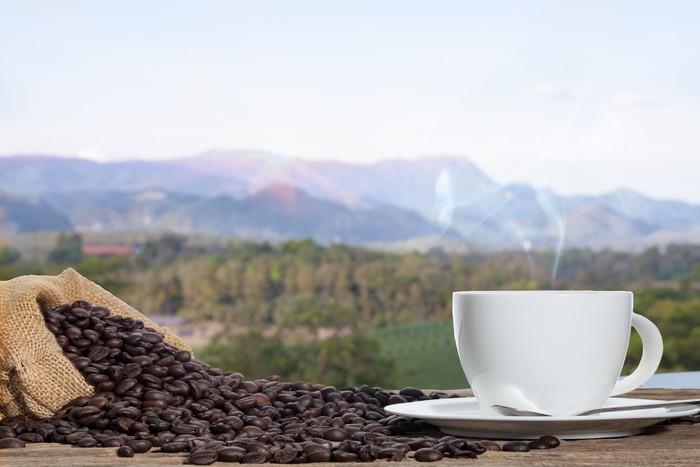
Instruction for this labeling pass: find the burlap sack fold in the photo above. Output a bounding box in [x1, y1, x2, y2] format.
[0, 268, 190, 420]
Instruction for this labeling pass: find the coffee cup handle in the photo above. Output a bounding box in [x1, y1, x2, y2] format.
[609, 313, 664, 396]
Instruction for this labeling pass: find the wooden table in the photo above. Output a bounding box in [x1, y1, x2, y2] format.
[3, 389, 699, 466]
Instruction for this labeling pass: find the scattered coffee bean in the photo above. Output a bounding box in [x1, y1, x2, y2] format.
[529, 439, 549, 449]
[189, 448, 219, 465]
[480, 439, 502, 451]
[117, 445, 134, 457]
[538, 434, 561, 448]
[414, 447, 444, 462]
[0, 300, 568, 464]
[502, 440, 531, 452]
[0, 437, 26, 449]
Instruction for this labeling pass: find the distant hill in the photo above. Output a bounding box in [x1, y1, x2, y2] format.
[1, 153, 699, 251]
[0, 192, 72, 234]
[41, 185, 450, 245]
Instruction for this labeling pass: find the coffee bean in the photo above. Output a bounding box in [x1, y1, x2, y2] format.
[218, 446, 247, 462]
[123, 362, 142, 378]
[332, 450, 359, 462]
[23, 300, 568, 465]
[141, 331, 163, 344]
[77, 436, 98, 447]
[466, 440, 487, 454]
[161, 441, 190, 453]
[452, 450, 478, 459]
[189, 449, 218, 465]
[323, 427, 349, 441]
[502, 441, 531, 452]
[117, 445, 134, 457]
[529, 439, 548, 449]
[175, 349, 191, 362]
[88, 345, 110, 362]
[399, 387, 425, 399]
[538, 435, 561, 448]
[127, 439, 152, 453]
[414, 447, 443, 462]
[0, 437, 26, 449]
[71, 405, 101, 419]
[17, 432, 43, 443]
[101, 436, 125, 447]
[479, 439, 501, 451]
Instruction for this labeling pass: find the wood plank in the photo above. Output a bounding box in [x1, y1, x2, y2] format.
[2, 389, 699, 466]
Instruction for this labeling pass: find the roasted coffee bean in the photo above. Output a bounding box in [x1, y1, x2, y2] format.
[17, 432, 43, 443]
[321, 427, 347, 442]
[174, 349, 192, 362]
[466, 440, 487, 454]
[71, 405, 101, 419]
[378, 447, 406, 461]
[332, 450, 359, 462]
[529, 439, 549, 449]
[189, 449, 219, 465]
[479, 439, 501, 451]
[538, 435, 561, 448]
[117, 445, 134, 457]
[0, 437, 26, 449]
[85, 373, 110, 385]
[127, 439, 152, 453]
[217, 446, 246, 462]
[77, 436, 98, 447]
[141, 331, 163, 345]
[414, 447, 443, 462]
[452, 450, 478, 459]
[64, 431, 89, 444]
[70, 307, 91, 319]
[72, 356, 92, 371]
[88, 345, 110, 362]
[114, 378, 138, 395]
[306, 449, 331, 462]
[161, 441, 190, 453]
[502, 441, 531, 452]
[399, 387, 425, 399]
[123, 362, 142, 379]
[15, 300, 569, 464]
[101, 436, 125, 447]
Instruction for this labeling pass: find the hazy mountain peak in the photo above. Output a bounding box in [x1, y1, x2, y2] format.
[1, 152, 698, 251]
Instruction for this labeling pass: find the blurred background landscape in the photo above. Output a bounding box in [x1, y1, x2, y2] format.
[2, 165, 699, 389]
[1, 1, 699, 389]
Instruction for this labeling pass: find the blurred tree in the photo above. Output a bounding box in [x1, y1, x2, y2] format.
[140, 234, 187, 264]
[0, 246, 21, 265]
[48, 233, 83, 264]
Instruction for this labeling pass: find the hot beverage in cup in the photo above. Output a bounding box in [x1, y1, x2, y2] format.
[452, 291, 663, 417]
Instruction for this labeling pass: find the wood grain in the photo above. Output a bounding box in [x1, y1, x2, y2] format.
[2, 389, 699, 466]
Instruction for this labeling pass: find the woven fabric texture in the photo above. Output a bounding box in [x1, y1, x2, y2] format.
[0, 268, 190, 419]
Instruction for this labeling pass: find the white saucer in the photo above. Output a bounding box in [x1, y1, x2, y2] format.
[385, 397, 699, 440]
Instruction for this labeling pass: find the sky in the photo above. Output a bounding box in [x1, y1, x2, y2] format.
[1, 0, 699, 203]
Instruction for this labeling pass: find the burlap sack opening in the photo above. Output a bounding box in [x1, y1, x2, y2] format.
[0, 268, 190, 420]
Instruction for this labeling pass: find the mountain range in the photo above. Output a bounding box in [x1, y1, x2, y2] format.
[1, 152, 698, 251]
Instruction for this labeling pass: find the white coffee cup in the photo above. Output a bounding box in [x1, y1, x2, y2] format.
[452, 291, 663, 417]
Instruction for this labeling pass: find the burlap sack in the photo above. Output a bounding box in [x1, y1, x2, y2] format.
[0, 268, 190, 419]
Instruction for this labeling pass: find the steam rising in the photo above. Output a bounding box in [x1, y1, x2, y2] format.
[433, 101, 626, 285]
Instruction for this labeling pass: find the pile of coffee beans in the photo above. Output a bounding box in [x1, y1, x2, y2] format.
[0, 301, 564, 463]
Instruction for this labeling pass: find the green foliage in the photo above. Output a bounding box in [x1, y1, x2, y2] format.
[368, 319, 468, 389]
[0, 246, 21, 265]
[47, 233, 84, 264]
[5, 234, 700, 384]
[197, 329, 397, 388]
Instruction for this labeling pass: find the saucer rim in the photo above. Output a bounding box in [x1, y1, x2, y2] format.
[384, 396, 700, 422]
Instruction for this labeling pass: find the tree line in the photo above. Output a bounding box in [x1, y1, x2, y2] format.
[1, 234, 699, 387]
